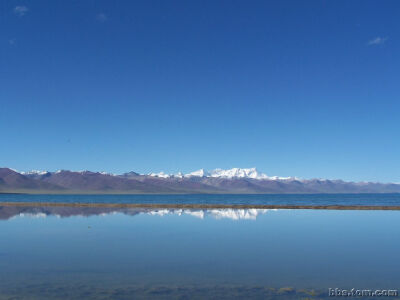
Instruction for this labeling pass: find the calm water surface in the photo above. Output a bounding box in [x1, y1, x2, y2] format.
[1, 193, 400, 206]
[0, 203, 399, 299]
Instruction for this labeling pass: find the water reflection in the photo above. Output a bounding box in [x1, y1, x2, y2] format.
[1, 206, 399, 299]
[147, 208, 272, 220]
[0, 205, 273, 221]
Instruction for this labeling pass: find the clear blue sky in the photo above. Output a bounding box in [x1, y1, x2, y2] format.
[1, 0, 399, 182]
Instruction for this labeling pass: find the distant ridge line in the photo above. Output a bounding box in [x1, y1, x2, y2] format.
[1, 202, 400, 210]
[1, 167, 400, 193]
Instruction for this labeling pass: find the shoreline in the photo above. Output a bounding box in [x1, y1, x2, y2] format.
[1, 202, 400, 210]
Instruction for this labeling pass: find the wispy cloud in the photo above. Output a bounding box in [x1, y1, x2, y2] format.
[14, 5, 29, 16]
[9, 38, 16, 46]
[367, 37, 387, 46]
[96, 13, 108, 22]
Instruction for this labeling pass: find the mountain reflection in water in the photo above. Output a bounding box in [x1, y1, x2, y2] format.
[0, 205, 273, 221]
[1, 205, 399, 300]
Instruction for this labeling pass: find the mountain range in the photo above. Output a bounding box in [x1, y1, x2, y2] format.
[1, 167, 399, 194]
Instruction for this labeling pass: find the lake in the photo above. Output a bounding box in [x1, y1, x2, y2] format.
[1, 193, 400, 206]
[0, 195, 399, 299]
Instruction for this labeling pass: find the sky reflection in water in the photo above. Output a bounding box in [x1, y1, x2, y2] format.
[0, 206, 399, 299]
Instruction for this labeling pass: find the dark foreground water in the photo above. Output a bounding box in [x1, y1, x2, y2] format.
[0, 204, 399, 299]
[1, 193, 400, 206]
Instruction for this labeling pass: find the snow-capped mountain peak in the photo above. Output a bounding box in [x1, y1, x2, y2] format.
[184, 169, 210, 178]
[209, 167, 269, 179]
[183, 167, 270, 180]
[147, 168, 271, 179]
[20, 170, 49, 175]
[174, 172, 184, 178]
[16, 167, 294, 181]
[149, 172, 171, 178]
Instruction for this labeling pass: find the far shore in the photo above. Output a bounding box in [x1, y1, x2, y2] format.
[1, 202, 400, 210]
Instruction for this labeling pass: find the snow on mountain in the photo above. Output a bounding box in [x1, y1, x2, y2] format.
[149, 172, 171, 178]
[184, 167, 289, 180]
[209, 167, 269, 179]
[184, 169, 210, 178]
[268, 175, 298, 181]
[147, 167, 293, 180]
[184, 167, 268, 179]
[17, 167, 294, 181]
[99, 171, 117, 176]
[174, 172, 184, 178]
[20, 170, 49, 175]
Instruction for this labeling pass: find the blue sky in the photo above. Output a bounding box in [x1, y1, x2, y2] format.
[1, 0, 399, 182]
